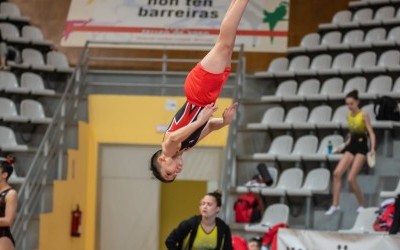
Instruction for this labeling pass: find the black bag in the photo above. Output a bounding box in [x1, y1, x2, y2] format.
[389, 194, 400, 234]
[374, 96, 400, 121]
[257, 163, 273, 186]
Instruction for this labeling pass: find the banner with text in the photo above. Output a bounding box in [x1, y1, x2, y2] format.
[62, 0, 290, 52]
[277, 228, 400, 250]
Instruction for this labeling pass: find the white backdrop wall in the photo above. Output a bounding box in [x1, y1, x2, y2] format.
[63, 0, 290, 52]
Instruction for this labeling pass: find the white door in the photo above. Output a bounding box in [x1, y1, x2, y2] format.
[98, 144, 161, 250]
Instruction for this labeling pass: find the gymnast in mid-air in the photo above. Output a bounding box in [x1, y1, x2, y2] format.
[150, 0, 249, 182]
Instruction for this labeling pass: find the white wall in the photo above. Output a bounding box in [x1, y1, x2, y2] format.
[98, 144, 161, 250]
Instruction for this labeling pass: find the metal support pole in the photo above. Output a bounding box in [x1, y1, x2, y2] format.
[161, 49, 168, 95]
[383, 130, 391, 157]
[58, 103, 66, 179]
[305, 196, 313, 229]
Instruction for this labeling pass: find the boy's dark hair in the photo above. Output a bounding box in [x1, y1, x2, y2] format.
[0, 161, 13, 181]
[150, 149, 174, 183]
[207, 190, 222, 207]
[346, 89, 359, 100]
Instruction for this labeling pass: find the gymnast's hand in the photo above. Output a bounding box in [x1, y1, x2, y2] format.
[198, 103, 218, 123]
[222, 102, 238, 125]
[369, 149, 375, 156]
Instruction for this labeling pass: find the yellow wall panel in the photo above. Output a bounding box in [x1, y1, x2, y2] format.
[159, 181, 207, 250]
[38, 122, 90, 250]
[88, 95, 232, 145]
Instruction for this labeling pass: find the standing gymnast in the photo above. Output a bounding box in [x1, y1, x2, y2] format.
[0, 159, 17, 250]
[325, 90, 376, 215]
[150, 0, 249, 183]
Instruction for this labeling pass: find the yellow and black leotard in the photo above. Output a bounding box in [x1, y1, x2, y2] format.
[344, 111, 369, 155]
[183, 224, 218, 250]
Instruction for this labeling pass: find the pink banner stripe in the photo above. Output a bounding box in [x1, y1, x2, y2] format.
[64, 25, 288, 37]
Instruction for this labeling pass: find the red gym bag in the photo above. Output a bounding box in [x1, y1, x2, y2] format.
[234, 193, 263, 223]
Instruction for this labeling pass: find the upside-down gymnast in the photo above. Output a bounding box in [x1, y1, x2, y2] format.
[150, 0, 249, 183]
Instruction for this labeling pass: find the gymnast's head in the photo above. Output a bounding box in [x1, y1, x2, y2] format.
[199, 190, 222, 219]
[0, 160, 13, 182]
[150, 149, 183, 183]
[345, 89, 360, 112]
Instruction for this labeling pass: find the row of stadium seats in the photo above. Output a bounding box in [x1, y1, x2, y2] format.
[348, 0, 399, 9]
[0, 71, 55, 96]
[237, 168, 329, 230]
[255, 50, 400, 78]
[245, 203, 382, 234]
[9, 49, 72, 73]
[289, 26, 400, 54]
[259, 75, 399, 102]
[319, 6, 400, 30]
[0, 97, 51, 124]
[237, 168, 330, 197]
[0, 22, 53, 48]
[0, 2, 29, 24]
[244, 203, 289, 232]
[239, 134, 345, 162]
[237, 166, 400, 201]
[0, 126, 28, 151]
[246, 104, 395, 131]
[243, 205, 391, 234]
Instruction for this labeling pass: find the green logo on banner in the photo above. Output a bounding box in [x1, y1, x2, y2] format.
[263, 1, 289, 43]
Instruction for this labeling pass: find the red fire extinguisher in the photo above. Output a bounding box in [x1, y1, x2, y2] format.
[70, 204, 82, 237]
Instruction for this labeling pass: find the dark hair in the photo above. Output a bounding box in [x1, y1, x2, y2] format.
[346, 89, 359, 100]
[207, 190, 222, 207]
[248, 237, 261, 247]
[149, 149, 174, 183]
[5, 154, 15, 165]
[0, 161, 13, 181]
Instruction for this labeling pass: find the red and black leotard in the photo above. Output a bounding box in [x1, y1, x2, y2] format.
[0, 188, 15, 246]
[166, 101, 207, 151]
[165, 63, 231, 152]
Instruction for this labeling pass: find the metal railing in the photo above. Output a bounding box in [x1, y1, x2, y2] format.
[12, 41, 90, 250]
[220, 46, 245, 222]
[11, 41, 245, 249]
